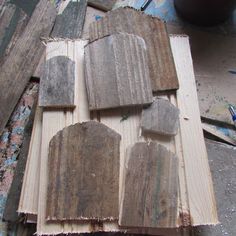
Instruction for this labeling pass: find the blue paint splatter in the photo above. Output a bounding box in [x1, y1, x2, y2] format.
[95, 15, 102, 21]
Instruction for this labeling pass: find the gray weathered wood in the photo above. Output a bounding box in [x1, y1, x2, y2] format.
[46, 121, 121, 221]
[88, 0, 116, 11]
[51, 0, 87, 39]
[120, 142, 178, 228]
[3, 98, 37, 222]
[85, 33, 153, 110]
[89, 7, 178, 92]
[0, 0, 57, 135]
[141, 98, 180, 136]
[39, 56, 75, 108]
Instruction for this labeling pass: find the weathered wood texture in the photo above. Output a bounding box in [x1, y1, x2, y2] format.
[0, 0, 57, 135]
[85, 33, 153, 110]
[3, 99, 37, 222]
[51, 0, 87, 39]
[120, 142, 178, 228]
[0, 3, 29, 65]
[39, 56, 75, 108]
[170, 35, 218, 225]
[141, 98, 180, 136]
[47, 121, 120, 221]
[18, 106, 42, 214]
[89, 7, 178, 92]
[88, 0, 116, 11]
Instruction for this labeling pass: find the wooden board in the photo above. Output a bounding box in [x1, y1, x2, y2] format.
[51, 0, 87, 39]
[47, 121, 120, 221]
[39, 56, 75, 108]
[3, 100, 37, 222]
[0, 0, 57, 135]
[18, 106, 42, 214]
[120, 142, 178, 228]
[170, 35, 218, 225]
[85, 33, 152, 110]
[88, 0, 116, 11]
[89, 7, 178, 92]
[0, 3, 29, 65]
[141, 98, 180, 136]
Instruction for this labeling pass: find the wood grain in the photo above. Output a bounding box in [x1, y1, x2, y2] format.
[85, 33, 153, 110]
[88, 0, 116, 11]
[39, 56, 75, 108]
[0, 0, 56, 135]
[170, 35, 218, 225]
[46, 121, 120, 221]
[89, 7, 178, 92]
[119, 142, 178, 228]
[141, 98, 180, 136]
[51, 0, 87, 39]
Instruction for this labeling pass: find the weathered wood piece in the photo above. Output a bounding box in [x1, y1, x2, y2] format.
[51, 0, 87, 39]
[39, 56, 75, 108]
[85, 33, 153, 110]
[3, 99, 37, 222]
[46, 121, 120, 221]
[0, 3, 29, 65]
[0, 0, 57, 135]
[120, 142, 178, 228]
[88, 0, 116, 11]
[89, 7, 178, 92]
[141, 98, 180, 136]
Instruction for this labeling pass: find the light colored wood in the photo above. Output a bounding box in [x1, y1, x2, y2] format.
[170, 35, 218, 225]
[18, 106, 42, 215]
[39, 55, 75, 108]
[120, 142, 178, 228]
[85, 33, 152, 110]
[202, 123, 236, 146]
[36, 40, 120, 235]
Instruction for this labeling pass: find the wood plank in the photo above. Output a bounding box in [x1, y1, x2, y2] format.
[46, 121, 120, 221]
[0, 0, 57, 135]
[18, 106, 42, 214]
[51, 0, 87, 39]
[141, 98, 180, 136]
[39, 56, 75, 108]
[85, 33, 153, 110]
[88, 0, 116, 11]
[89, 7, 178, 92]
[120, 142, 178, 228]
[0, 3, 29, 65]
[170, 35, 218, 225]
[3, 99, 37, 222]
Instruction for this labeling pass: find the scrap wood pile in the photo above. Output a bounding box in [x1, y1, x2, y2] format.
[0, 0, 218, 235]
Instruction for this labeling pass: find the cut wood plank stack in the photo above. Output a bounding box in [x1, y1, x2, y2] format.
[16, 5, 218, 236]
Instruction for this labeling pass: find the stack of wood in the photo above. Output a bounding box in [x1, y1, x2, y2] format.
[2, 1, 218, 235]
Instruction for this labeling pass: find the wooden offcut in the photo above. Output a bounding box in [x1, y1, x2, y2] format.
[89, 7, 178, 92]
[88, 0, 116, 11]
[39, 56, 75, 108]
[0, 0, 56, 135]
[85, 33, 153, 110]
[120, 142, 178, 228]
[46, 121, 120, 221]
[141, 98, 180, 136]
[51, 0, 87, 39]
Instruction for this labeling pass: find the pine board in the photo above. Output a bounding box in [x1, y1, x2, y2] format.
[120, 142, 178, 228]
[89, 7, 178, 92]
[85, 33, 152, 110]
[18, 106, 43, 214]
[0, 0, 57, 135]
[46, 121, 120, 221]
[39, 56, 75, 108]
[51, 0, 87, 39]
